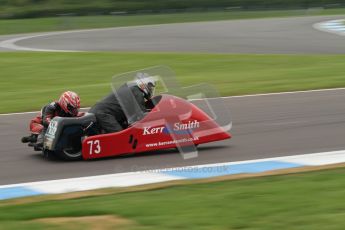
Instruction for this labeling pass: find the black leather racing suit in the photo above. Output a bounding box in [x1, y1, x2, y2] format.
[89, 83, 147, 133]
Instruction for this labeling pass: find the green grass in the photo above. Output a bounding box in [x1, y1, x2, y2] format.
[1, 167, 345, 229]
[1, 52, 345, 113]
[1, 8, 345, 35]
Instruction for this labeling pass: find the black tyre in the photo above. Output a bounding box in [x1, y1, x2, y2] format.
[55, 125, 83, 161]
[60, 147, 82, 160]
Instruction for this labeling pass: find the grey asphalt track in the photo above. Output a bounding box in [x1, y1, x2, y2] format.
[1, 15, 345, 186]
[0, 15, 344, 53]
[1, 89, 345, 185]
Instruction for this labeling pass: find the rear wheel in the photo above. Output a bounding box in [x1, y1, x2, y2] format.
[57, 136, 83, 160]
[61, 147, 82, 160]
[55, 125, 84, 160]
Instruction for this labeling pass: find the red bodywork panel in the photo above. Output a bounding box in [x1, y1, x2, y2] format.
[82, 95, 231, 159]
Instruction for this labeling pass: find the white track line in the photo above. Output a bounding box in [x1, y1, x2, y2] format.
[0, 108, 91, 116]
[218, 87, 345, 99]
[313, 19, 345, 36]
[1, 18, 344, 52]
[0, 32, 80, 52]
[0, 23, 191, 52]
[1, 87, 345, 116]
[0, 27, 133, 52]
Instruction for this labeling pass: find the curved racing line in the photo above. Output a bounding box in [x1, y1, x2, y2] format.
[0, 23, 179, 52]
[0, 18, 344, 52]
[313, 19, 345, 36]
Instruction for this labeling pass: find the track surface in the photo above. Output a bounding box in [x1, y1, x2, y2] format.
[1, 15, 345, 185]
[0, 15, 345, 53]
[1, 89, 345, 185]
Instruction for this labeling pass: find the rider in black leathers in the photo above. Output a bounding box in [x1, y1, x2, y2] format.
[89, 77, 156, 133]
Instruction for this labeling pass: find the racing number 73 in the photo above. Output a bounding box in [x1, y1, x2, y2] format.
[87, 140, 101, 155]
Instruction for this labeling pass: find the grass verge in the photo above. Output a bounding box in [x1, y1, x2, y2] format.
[0, 165, 344, 229]
[1, 8, 345, 35]
[1, 52, 345, 113]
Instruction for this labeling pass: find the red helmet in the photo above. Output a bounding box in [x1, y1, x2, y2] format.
[58, 91, 80, 116]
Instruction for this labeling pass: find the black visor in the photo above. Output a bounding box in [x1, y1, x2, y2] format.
[67, 104, 78, 116]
